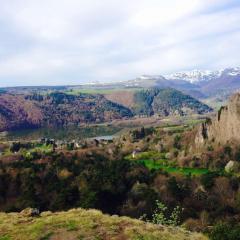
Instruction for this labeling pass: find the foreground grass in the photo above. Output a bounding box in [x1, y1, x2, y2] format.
[0, 208, 207, 240]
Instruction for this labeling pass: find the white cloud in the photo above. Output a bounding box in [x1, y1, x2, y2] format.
[0, 0, 239, 86]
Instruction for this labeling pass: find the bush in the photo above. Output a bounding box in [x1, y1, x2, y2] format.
[209, 223, 240, 240]
[173, 135, 181, 150]
[224, 146, 232, 157]
[234, 148, 240, 162]
[200, 172, 218, 190]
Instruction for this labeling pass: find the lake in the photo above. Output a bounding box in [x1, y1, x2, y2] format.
[2, 125, 124, 141]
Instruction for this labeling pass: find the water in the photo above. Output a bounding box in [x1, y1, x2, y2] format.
[3, 125, 123, 141]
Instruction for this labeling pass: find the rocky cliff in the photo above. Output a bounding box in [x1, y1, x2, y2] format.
[195, 93, 240, 145]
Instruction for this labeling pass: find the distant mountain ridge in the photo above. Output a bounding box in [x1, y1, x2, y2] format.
[2, 67, 240, 101]
[77, 67, 240, 100]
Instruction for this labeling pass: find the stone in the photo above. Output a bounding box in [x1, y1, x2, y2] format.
[20, 208, 40, 217]
[225, 161, 240, 173]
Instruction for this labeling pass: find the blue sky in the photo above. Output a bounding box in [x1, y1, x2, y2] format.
[0, 0, 240, 87]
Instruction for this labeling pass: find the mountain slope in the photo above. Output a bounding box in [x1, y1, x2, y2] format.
[130, 88, 212, 116]
[0, 94, 43, 131]
[0, 92, 133, 131]
[0, 208, 207, 240]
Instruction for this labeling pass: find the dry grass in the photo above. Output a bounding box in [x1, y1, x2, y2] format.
[0, 208, 208, 240]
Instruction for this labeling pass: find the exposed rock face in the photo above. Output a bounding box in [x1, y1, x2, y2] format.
[195, 93, 240, 145]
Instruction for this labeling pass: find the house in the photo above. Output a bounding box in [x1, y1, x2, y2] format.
[132, 149, 141, 159]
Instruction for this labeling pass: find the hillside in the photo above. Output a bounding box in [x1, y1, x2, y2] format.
[0, 94, 43, 131]
[0, 92, 133, 131]
[0, 208, 207, 240]
[131, 88, 212, 116]
[0, 90, 212, 131]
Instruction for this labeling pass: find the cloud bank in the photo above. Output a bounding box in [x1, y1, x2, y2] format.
[0, 0, 240, 86]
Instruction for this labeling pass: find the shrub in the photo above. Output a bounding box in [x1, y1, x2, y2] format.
[152, 200, 182, 226]
[224, 146, 232, 157]
[200, 172, 218, 190]
[173, 135, 181, 150]
[234, 148, 240, 162]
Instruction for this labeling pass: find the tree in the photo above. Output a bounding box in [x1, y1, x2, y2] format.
[167, 177, 189, 201]
[10, 142, 21, 153]
[209, 223, 240, 240]
[234, 148, 240, 162]
[200, 172, 218, 190]
[173, 135, 181, 149]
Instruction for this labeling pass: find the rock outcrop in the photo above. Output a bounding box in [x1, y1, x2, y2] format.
[195, 93, 240, 146]
[225, 161, 240, 173]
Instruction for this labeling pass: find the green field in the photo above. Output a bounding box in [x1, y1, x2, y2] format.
[163, 125, 187, 133]
[126, 151, 209, 176]
[64, 87, 141, 95]
[138, 159, 209, 175]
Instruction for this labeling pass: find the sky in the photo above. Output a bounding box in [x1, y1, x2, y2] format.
[0, 0, 240, 87]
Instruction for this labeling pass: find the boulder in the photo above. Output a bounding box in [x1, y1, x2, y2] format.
[225, 161, 240, 173]
[20, 208, 40, 217]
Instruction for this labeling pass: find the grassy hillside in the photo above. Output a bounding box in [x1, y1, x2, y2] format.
[0, 208, 207, 240]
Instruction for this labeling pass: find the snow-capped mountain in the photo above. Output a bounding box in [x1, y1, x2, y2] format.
[131, 67, 240, 99]
[164, 67, 240, 84]
[164, 70, 222, 83]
